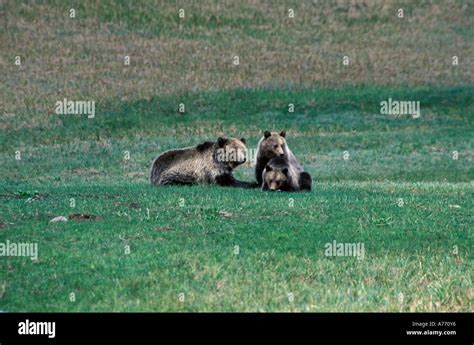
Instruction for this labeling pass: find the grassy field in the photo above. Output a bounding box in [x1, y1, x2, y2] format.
[0, 1, 473, 311]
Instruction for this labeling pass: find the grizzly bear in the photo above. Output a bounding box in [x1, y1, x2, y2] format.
[255, 130, 304, 186]
[262, 157, 312, 192]
[149, 137, 257, 188]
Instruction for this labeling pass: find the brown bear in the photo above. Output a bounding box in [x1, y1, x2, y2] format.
[262, 157, 312, 192]
[149, 137, 256, 188]
[255, 130, 303, 185]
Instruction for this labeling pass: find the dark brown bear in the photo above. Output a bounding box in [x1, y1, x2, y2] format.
[262, 157, 312, 192]
[149, 137, 256, 188]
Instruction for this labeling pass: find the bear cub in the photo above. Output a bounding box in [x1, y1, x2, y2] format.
[262, 157, 312, 192]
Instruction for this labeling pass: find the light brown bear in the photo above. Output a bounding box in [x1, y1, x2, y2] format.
[150, 137, 256, 188]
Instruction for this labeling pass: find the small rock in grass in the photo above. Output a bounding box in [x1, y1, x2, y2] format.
[50, 216, 68, 223]
[219, 211, 233, 218]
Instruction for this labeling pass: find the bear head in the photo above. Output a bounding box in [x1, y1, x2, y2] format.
[215, 137, 247, 169]
[263, 164, 288, 191]
[259, 130, 287, 159]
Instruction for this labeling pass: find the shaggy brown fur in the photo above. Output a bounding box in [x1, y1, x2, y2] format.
[255, 130, 303, 185]
[262, 157, 312, 192]
[150, 137, 256, 188]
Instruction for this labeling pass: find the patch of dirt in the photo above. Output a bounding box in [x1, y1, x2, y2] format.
[68, 214, 102, 221]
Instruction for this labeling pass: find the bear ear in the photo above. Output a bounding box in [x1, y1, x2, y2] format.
[264, 130, 271, 139]
[217, 137, 227, 147]
[265, 165, 272, 172]
[280, 130, 286, 138]
[282, 168, 289, 175]
[240, 137, 246, 145]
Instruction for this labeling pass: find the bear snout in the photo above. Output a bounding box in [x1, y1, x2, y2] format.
[269, 182, 279, 190]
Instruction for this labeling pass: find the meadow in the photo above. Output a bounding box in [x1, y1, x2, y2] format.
[0, 0, 472, 311]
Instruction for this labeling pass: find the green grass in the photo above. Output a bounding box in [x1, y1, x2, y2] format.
[1, 85, 473, 311]
[0, 182, 471, 312]
[1, 0, 473, 312]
